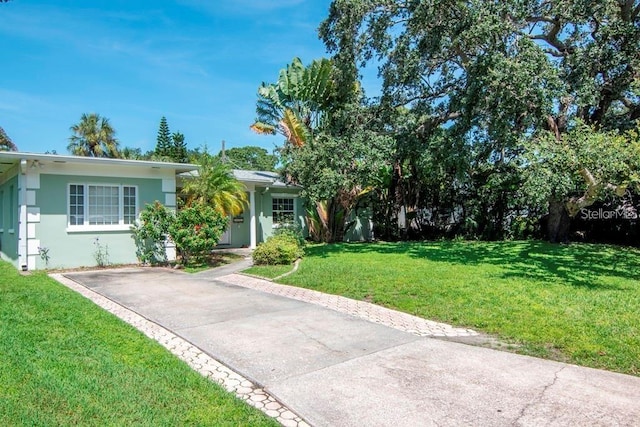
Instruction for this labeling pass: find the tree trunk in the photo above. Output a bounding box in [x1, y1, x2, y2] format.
[547, 199, 571, 243]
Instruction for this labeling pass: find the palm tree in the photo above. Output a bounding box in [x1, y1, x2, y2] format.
[181, 152, 248, 216]
[0, 126, 18, 151]
[68, 113, 120, 157]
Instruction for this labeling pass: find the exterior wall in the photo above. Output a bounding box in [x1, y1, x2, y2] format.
[215, 186, 305, 249]
[31, 163, 176, 269]
[0, 167, 19, 268]
[256, 187, 305, 243]
[344, 207, 374, 242]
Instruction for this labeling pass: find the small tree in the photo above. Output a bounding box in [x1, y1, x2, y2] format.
[169, 202, 227, 266]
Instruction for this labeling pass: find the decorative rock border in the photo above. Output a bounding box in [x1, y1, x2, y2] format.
[50, 274, 310, 427]
[220, 273, 479, 338]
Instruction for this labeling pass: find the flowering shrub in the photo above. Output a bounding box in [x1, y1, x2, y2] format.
[169, 202, 227, 265]
[131, 201, 175, 265]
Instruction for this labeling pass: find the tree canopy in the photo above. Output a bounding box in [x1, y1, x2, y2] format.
[0, 126, 17, 151]
[317, 0, 640, 242]
[220, 146, 278, 171]
[68, 113, 120, 158]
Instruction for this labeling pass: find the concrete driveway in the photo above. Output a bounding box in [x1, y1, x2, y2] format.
[62, 268, 640, 426]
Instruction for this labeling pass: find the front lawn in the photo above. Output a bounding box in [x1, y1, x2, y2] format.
[0, 262, 277, 426]
[245, 240, 640, 376]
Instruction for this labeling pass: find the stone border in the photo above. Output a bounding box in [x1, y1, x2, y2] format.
[220, 273, 479, 338]
[50, 274, 310, 427]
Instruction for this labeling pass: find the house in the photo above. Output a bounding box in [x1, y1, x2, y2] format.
[0, 152, 304, 271]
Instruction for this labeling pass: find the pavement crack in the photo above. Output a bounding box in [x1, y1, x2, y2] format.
[513, 366, 566, 425]
[294, 327, 341, 354]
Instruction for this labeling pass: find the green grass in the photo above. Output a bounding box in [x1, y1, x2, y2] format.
[244, 264, 295, 279]
[0, 262, 277, 426]
[183, 252, 245, 273]
[249, 240, 640, 376]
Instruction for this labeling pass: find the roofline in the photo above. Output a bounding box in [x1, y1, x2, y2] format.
[0, 151, 199, 172]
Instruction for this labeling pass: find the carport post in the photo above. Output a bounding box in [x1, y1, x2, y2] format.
[249, 189, 256, 249]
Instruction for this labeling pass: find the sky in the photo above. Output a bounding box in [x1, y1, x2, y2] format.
[0, 0, 345, 155]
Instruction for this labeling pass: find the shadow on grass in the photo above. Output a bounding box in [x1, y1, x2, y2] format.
[304, 240, 640, 290]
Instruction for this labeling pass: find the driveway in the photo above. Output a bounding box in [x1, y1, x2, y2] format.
[62, 268, 640, 426]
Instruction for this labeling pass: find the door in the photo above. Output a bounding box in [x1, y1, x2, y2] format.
[218, 217, 231, 245]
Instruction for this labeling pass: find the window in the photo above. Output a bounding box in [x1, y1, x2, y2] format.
[68, 184, 137, 229]
[272, 197, 295, 225]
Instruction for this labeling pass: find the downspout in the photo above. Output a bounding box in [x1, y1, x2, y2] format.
[18, 159, 28, 271]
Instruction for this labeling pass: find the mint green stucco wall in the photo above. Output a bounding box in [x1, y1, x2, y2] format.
[215, 187, 305, 248]
[256, 187, 305, 243]
[0, 173, 19, 268]
[35, 174, 166, 269]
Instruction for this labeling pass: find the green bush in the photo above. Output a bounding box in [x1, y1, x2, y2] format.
[131, 201, 175, 265]
[273, 222, 306, 247]
[252, 234, 304, 265]
[169, 202, 228, 266]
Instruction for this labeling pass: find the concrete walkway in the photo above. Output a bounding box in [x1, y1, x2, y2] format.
[55, 268, 640, 427]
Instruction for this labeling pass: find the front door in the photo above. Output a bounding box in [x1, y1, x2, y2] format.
[218, 218, 231, 245]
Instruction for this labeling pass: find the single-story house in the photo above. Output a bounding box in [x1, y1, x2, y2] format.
[0, 152, 305, 271]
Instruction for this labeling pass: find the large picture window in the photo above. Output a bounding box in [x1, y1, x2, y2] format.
[272, 197, 295, 225]
[68, 184, 137, 229]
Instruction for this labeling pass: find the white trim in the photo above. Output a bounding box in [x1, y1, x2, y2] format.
[18, 160, 28, 270]
[249, 190, 256, 249]
[270, 193, 299, 198]
[271, 195, 297, 228]
[66, 182, 138, 231]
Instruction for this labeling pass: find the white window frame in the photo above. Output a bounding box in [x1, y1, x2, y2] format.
[271, 194, 297, 228]
[67, 183, 138, 232]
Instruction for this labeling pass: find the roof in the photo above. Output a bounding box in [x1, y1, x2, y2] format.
[231, 169, 293, 188]
[0, 151, 198, 175]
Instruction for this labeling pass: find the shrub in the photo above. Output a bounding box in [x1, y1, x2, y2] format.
[169, 202, 227, 266]
[273, 222, 306, 247]
[252, 234, 304, 265]
[131, 201, 175, 265]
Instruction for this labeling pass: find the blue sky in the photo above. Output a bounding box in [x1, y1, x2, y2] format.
[0, 0, 339, 155]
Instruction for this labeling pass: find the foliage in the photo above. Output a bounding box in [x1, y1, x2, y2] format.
[0, 126, 17, 151]
[524, 122, 640, 214]
[68, 113, 120, 158]
[171, 131, 189, 163]
[0, 262, 277, 425]
[248, 241, 640, 375]
[131, 201, 175, 265]
[37, 246, 50, 268]
[253, 57, 389, 242]
[92, 237, 110, 267]
[319, 0, 640, 243]
[221, 146, 278, 171]
[252, 233, 304, 265]
[155, 116, 172, 158]
[181, 151, 248, 216]
[168, 202, 227, 266]
[251, 57, 337, 147]
[273, 221, 306, 247]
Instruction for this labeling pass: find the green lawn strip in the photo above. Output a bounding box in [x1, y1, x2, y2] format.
[183, 252, 245, 273]
[249, 240, 640, 376]
[0, 263, 277, 426]
[243, 264, 295, 280]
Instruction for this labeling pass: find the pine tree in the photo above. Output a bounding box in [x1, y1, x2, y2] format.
[171, 131, 189, 163]
[155, 116, 171, 158]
